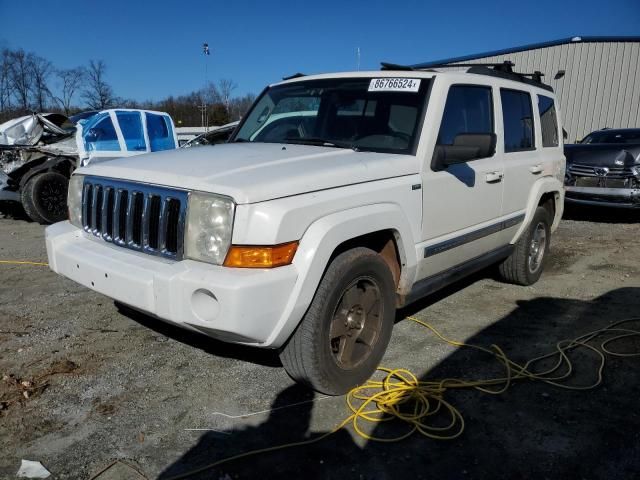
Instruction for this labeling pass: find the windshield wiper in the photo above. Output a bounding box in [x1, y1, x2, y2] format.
[284, 137, 360, 151]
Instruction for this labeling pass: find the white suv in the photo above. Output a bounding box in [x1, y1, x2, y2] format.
[46, 64, 565, 394]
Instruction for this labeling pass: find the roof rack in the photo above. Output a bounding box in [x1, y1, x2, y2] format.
[380, 62, 415, 71]
[379, 60, 553, 92]
[423, 61, 516, 73]
[282, 72, 306, 81]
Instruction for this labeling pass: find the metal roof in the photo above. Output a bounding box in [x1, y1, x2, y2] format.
[412, 36, 640, 68]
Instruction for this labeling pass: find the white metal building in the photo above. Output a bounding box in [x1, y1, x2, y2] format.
[413, 36, 640, 142]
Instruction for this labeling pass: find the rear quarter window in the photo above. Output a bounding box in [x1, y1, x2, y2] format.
[146, 113, 176, 151]
[537, 95, 559, 147]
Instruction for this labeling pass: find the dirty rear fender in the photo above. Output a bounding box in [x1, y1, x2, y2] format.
[510, 177, 564, 243]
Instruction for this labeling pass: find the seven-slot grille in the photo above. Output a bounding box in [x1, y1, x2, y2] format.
[81, 176, 188, 259]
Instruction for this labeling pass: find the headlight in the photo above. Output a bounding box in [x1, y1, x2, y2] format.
[67, 174, 84, 228]
[184, 192, 235, 265]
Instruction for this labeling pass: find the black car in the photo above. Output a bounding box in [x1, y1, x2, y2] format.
[564, 128, 640, 208]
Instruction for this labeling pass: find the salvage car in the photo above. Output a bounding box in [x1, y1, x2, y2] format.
[0, 109, 177, 223]
[181, 121, 239, 148]
[46, 64, 565, 394]
[564, 128, 640, 208]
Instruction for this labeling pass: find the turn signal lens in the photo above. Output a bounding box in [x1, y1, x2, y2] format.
[223, 241, 298, 268]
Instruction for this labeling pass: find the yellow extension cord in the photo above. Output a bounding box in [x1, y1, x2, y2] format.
[0, 260, 49, 266]
[164, 315, 640, 480]
[4, 260, 639, 479]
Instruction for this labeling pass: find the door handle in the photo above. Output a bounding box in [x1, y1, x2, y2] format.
[529, 164, 543, 174]
[485, 171, 504, 183]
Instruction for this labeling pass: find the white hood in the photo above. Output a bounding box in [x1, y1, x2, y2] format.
[77, 143, 419, 204]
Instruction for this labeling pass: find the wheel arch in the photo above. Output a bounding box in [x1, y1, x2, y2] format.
[19, 155, 76, 190]
[509, 177, 564, 244]
[265, 203, 418, 348]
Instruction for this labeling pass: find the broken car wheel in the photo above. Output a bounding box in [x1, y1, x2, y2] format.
[21, 172, 69, 224]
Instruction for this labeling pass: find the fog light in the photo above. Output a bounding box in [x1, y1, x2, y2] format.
[191, 289, 220, 323]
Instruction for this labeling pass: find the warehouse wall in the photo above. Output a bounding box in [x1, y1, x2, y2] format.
[450, 41, 640, 141]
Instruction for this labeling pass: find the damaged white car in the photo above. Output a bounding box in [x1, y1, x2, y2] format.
[0, 109, 177, 223]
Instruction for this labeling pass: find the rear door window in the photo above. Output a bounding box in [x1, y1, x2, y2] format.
[116, 111, 147, 152]
[146, 113, 176, 151]
[500, 89, 535, 152]
[537, 95, 559, 147]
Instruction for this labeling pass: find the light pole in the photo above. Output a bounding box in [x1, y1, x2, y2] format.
[201, 43, 211, 131]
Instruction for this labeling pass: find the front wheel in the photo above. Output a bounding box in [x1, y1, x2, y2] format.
[498, 206, 552, 286]
[21, 172, 69, 224]
[280, 247, 396, 395]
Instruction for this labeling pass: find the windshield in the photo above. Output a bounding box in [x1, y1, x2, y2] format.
[581, 130, 640, 144]
[233, 77, 430, 154]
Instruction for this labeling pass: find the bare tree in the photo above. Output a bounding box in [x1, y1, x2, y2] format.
[0, 48, 13, 112]
[29, 54, 53, 111]
[201, 81, 221, 105]
[217, 78, 237, 112]
[54, 67, 85, 114]
[229, 93, 256, 121]
[82, 60, 114, 109]
[8, 49, 33, 110]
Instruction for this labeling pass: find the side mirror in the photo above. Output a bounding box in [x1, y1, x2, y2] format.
[432, 133, 497, 171]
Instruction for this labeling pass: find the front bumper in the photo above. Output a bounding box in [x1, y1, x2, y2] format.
[45, 222, 298, 347]
[564, 186, 640, 208]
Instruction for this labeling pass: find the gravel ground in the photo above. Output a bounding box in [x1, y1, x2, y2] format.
[1, 203, 639, 480]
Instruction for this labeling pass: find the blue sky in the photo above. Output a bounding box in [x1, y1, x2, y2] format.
[1, 0, 639, 102]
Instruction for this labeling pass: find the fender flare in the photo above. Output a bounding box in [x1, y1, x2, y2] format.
[510, 177, 564, 243]
[19, 155, 77, 189]
[265, 202, 418, 347]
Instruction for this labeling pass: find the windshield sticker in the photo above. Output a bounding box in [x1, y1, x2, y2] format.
[368, 78, 421, 92]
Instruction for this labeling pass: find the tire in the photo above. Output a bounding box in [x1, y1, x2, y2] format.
[280, 247, 396, 395]
[498, 206, 552, 286]
[21, 172, 69, 224]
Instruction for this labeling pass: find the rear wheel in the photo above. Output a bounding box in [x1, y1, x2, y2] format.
[280, 247, 396, 395]
[498, 206, 551, 285]
[21, 172, 69, 224]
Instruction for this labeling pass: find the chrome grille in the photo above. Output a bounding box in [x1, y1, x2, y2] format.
[568, 163, 635, 179]
[81, 176, 188, 259]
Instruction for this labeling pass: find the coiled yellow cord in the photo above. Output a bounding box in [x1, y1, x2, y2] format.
[5, 258, 638, 478]
[165, 316, 640, 479]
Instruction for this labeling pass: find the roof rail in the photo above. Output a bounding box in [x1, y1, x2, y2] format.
[380, 62, 415, 71]
[422, 61, 516, 73]
[282, 72, 306, 81]
[380, 60, 553, 92]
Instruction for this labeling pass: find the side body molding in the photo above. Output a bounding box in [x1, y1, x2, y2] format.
[265, 203, 418, 347]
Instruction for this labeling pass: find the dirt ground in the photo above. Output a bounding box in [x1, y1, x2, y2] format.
[1, 203, 639, 480]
